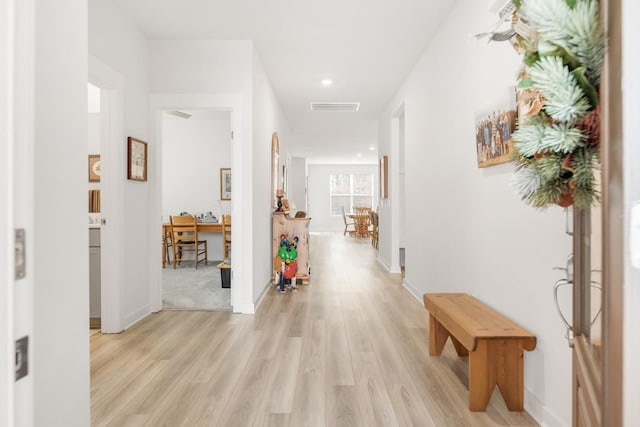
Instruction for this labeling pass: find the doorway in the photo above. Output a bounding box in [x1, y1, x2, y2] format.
[160, 109, 232, 310]
[389, 103, 405, 273]
[87, 82, 102, 332]
[89, 55, 125, 333]
[149, 93, 245, 314]
[398, 109, 406, 272]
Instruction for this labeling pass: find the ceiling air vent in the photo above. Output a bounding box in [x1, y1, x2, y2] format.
[310, 102, 360, 112]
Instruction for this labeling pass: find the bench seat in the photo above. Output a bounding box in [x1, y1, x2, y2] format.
[423, 293, 536, 412]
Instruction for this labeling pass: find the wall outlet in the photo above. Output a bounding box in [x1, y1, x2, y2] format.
[15, 336, 28, 381]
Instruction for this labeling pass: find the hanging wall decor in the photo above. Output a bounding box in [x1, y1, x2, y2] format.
[379, 155, 388, 199]
[507, 0, 605, 208]
[127, 137, 148, 182]
[220, 168, 232, 200]
[88, 154, 101, 182]
[474, 90, 518, 168]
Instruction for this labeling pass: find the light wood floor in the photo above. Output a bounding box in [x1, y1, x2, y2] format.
[91, 233, 538, 426]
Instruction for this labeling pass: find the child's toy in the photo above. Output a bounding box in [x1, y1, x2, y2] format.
[275, 234, 299, 292]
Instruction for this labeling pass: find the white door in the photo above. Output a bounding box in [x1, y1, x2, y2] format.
[1, 0, 36, 425]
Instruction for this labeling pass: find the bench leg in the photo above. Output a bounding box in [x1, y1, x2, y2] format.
[469, 339, 526, 412]
[429, 314, 450, 356]
[451, 336, 469, 357]
[496, 340, 525, 411]
[469, 340, 497, 411]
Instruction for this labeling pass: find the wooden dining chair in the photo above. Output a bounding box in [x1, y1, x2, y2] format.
[222, 214, 232, 259]
[162, 226, 172, 268]
[169, 215, 208, 269]
[353, 206, 371, 237]
[341, 206, 356, 236]
[369, 210, 379, 248]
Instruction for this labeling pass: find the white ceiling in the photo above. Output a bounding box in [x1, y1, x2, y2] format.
[112, 0, 455, 163]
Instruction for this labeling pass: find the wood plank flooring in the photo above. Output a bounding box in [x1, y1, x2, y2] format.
[91, 232, 539, 426]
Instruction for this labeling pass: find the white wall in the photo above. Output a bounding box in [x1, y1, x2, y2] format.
[89, 0, 151, 328]
[252, 48, 293, 303]
[150, 39, 260, 312]
[307, 164, 378, 232]
[379, 0, 572, 425]
[291, 157, 307, 212]
[623, 0, 640, 423]
[34, 0, 90, 425]
[162, 112, 231, 260]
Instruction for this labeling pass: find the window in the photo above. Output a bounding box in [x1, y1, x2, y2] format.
[329, 173, 374, 215]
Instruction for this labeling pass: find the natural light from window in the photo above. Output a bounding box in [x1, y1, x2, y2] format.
[329, 173, 373, 215]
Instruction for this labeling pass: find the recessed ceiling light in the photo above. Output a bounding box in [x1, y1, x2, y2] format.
[369, 146, 376, 151]
[321, 78, 333, 86]
[356, 153, 362, 158]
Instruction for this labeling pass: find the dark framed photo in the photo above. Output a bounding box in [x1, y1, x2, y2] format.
[88, 154, 101, 182]
[127, 137, 148, 181]
[220, 168, 231, 200]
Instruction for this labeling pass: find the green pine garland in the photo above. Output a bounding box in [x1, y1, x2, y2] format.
[510, 0, 604, 209]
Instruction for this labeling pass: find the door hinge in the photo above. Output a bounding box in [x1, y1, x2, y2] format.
[15, 336, 28, 381]
[15, 229, 26, 280]
[231, 131, 234, 140]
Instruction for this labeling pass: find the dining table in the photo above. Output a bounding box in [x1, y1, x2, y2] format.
[162, 221, 227, 268]
[162, 221, 223, 235]
[347, 213, 370, 238]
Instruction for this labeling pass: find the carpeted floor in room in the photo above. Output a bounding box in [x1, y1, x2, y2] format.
[162, 261, 231, 311]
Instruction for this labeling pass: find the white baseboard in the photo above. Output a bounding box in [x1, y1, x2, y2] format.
[402, 278, 422, 304]
[123, 305, 151, 331]
[377, 256, 390, 272]
[253, 280, 271, 312]
[524, 388, 567, 427]
[377, 255, 401, 273]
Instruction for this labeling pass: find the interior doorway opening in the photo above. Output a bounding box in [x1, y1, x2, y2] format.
[88, 55, 126, 333]
[87, 82, 102, 332]
[160, 109, 233, 311]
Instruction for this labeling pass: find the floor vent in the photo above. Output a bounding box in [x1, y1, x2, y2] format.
[310, 102, 360, 112]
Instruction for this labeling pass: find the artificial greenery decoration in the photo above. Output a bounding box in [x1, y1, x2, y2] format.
[509, 0, 604, 208]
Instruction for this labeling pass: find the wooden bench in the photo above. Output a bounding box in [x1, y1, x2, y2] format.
[423, 293, 536, 412]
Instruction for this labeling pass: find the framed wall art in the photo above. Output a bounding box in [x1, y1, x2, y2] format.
[127, 137, 148, 181]
[474, 89, 517, 168]
[379, 155, 388, 198]
[88, 154, 101, 182]
[220, 168, 232, 200]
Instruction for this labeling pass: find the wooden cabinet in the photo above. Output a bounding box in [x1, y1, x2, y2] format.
[272, 213, 310, 284]
[89, 227, 101, 328]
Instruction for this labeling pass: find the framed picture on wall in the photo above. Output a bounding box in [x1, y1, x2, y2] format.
[127, 137, 148, 181]
[474, 88, 517, 168]
[220, 168, 232, 200]
[88, 154, 101, 182]
[380, 155, 388, 198]
[282, 164, 288, 196]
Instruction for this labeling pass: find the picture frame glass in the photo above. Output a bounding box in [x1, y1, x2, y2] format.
[127, 137, 148, 181]
[89, 154, 101, 182]
[220, 168, 232, 200]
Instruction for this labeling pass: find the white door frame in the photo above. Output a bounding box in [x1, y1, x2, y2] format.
[389, 103, 405, 273]
[3, 0, 35, 424]
[0, 1, 14, 423]
[149, 93, 245, 313]
[89, 56, 125, 333]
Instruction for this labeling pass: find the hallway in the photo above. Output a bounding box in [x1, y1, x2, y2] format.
[90, 233, 537, 426]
